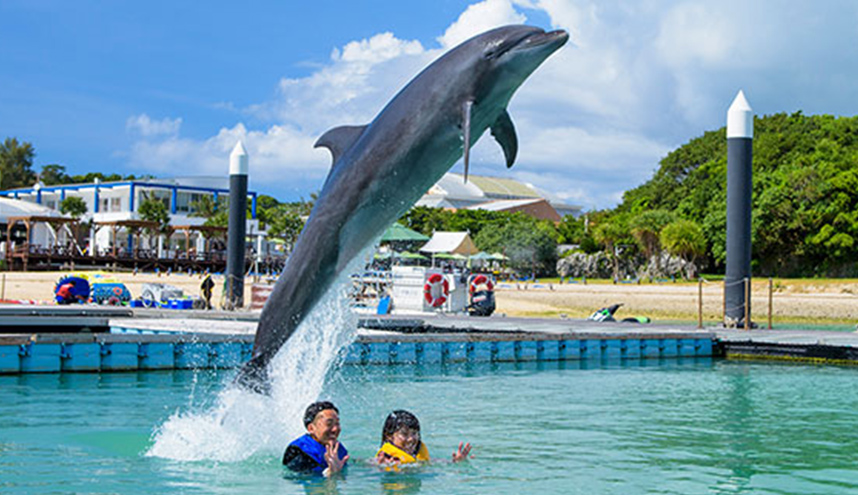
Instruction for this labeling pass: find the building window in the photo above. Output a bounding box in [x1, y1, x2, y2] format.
[177, 192, 209, 214]
[140, 189, 171, 210]
[110, 197, 122, 211]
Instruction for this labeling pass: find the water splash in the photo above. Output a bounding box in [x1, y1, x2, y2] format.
[146, 274, 359, 462]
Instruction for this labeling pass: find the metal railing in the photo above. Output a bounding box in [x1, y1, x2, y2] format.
[698, 276, 775, 330]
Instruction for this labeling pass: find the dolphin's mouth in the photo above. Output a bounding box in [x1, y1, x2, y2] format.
[489, 28, 569, 60]
[514, 29, 569, 52]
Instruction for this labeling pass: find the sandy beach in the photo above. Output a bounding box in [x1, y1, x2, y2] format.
[494, 279, 858, 324]
[3, 271, 857, 325]
[0, 271, 251, 310]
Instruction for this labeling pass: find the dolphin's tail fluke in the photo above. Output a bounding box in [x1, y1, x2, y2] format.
[233, 355, 272, 395]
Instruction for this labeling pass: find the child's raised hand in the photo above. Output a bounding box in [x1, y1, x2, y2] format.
[376, 450, 395, 465]
[323, 441, 349, 477]
[451, 442, 471, 462]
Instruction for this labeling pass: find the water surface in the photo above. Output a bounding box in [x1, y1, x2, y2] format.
[3, 359, 858, 494]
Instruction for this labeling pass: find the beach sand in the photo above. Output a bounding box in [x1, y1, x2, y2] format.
[493, 279, 858, 324]
[3, 271, 857, 325]
[0, 271, 257, 310]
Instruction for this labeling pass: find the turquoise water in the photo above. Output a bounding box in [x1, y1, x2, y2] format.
[4, 359, 858, 494]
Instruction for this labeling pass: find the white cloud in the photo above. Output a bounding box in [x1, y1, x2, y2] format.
[126, 123, 329, 188]
[333, 32, 423, 64]
[123, 0, 858, 209]
[126, 114, 182, 137]
[438, 0, 527, 48]
[655, 4, 735, 68]
[249, 33, 433, 133]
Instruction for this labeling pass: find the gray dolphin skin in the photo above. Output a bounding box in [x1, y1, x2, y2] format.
[235, 25, 568, 391]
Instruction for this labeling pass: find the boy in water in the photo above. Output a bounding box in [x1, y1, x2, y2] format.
[376, 410, 471, 465]
[283, 401, 349, 477]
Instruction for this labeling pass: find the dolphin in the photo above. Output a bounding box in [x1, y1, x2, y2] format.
[235, 25, 568, 391]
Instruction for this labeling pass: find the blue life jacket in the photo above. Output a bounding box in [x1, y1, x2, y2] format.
[283, 434, 348, 474]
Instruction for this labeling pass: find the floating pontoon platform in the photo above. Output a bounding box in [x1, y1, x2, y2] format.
[0, 305, 856, 373]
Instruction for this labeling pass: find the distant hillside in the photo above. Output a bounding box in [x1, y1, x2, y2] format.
[613, 112, 858, 277]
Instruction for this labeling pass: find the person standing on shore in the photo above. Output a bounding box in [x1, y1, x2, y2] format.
[200, 273, 214, 310]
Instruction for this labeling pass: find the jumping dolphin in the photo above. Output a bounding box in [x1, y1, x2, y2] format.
[236, 25, 568, 391]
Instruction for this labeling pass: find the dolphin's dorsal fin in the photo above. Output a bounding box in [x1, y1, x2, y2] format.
[462, 101, 473, 183]
[491, 110, 518, 168]
[315, 125, 368, 164]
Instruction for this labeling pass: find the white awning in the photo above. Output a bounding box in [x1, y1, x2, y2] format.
[419, 231, 478, 255]
[0, 197, 65, 223]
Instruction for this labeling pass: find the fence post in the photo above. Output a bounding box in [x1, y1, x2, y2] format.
[698, 278, 703, 329]
[768, 277, 773, 330]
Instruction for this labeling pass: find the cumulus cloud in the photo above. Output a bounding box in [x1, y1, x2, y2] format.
[126, 123, 328, 191]
[124, 0, 858, 209]
[249, 32, 432, 133]
[126, 114, 182, 137]
[438, 0, 527, 48]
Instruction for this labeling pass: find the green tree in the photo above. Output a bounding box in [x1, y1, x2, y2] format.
[0, 137, 37, 189]
[188, 194, 230, 227]
[267, 209, 304, 251]
[59, 196, 88, 219]
[556, 214, 600, 253]
[401, 205, 453, 236]
[41, 164, 71, 185]
[630, 209, 675, 273]
[660, 220, 706, 279]
[593, 217, 630, 282]
[138, 198, 171, 236]
[473, 214, 558, 277]
[69, 172, 140, 183]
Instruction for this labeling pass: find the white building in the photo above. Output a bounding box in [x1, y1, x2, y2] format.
[416, 173, 581, 219]
[0, 177, 259, 257]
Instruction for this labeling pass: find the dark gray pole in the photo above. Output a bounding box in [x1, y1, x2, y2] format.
[226, 141, 249, 308]
[725, 90, 753, 327]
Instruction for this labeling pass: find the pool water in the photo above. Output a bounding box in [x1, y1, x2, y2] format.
[3, 359, 858, 494]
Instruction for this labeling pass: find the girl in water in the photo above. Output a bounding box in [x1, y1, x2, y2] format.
[376, 410, 471, 466]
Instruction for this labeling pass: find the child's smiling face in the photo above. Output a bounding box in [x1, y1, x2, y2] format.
[391, 426, 421, 455]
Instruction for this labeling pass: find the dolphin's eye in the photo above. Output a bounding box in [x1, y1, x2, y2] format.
[484, 39, 506, 59]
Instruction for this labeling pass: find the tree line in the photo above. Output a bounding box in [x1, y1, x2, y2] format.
[0, 137, 146, 190]
[9, 111, 858, 278]
[599, 112, 858, 277]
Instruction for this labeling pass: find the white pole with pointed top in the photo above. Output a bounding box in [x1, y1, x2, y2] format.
[226, 141, 249, 309]
[725, 90, 754, 328]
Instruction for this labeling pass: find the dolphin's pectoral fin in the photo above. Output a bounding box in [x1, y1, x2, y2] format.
[315, 125, 368, 164]
[491, 110, 518, 168]
[462, 101, 474, 183]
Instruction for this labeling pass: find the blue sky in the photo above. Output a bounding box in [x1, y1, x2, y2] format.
[3, 0, 858, 209]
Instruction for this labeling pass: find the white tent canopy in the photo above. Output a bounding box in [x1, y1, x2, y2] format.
[0, 197, 65, 223]
[419, 231, 478, 255]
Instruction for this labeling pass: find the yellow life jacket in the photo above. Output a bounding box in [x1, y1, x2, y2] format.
[377, 441, 430, 464]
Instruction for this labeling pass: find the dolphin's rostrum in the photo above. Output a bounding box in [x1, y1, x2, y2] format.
[235, 25, 568, 391]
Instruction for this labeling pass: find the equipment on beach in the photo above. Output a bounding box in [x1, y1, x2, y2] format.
[467, 274, 496, 317]
[587, 303, 651, 324]
[54, 272, 132, 306]
[139, 283, 202, 309]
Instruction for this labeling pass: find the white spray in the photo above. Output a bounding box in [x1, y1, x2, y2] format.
[146, 251, 372, 462]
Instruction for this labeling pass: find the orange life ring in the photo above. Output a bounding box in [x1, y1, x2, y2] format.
[423, 273, 449, 308]
[469, 274, 494, 294]
[112, 287, 123, 296]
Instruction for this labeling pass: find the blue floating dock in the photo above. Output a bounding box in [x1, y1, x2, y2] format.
[1, 306, 858, 373]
